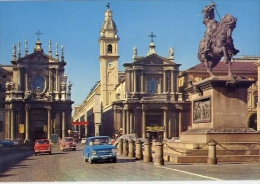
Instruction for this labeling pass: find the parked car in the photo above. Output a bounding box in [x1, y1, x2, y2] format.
[81, 138, 87, 144]
[60, 137, 76, 151]
[83, 136, 117, 164]
[34, 139, 52, 156]
[0, 140, 16, 147]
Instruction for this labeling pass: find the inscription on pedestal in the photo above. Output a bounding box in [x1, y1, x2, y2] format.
[193, 97, 211, 123]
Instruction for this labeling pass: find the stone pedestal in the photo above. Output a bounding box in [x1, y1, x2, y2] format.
[181, 76, 260, 143]
[164, 76, 260, 163]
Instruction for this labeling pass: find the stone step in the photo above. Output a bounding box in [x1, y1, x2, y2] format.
[163, 148, 259, 156]
[164, 154, 260, 163]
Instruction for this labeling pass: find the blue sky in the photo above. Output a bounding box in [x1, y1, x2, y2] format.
[0, 0, 259, 108]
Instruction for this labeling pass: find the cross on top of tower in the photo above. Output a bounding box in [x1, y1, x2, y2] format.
[35, 30, 43, 40]
[106, 2, 110, 9]
[148, 32, 156, 42]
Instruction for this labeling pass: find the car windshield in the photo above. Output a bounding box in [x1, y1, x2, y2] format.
[64, 138, 73, 142]
[90, 138, 110, 145]
[36, 140, 49, 144]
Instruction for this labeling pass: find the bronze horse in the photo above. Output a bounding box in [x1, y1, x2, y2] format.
[198, 14, 239, 77]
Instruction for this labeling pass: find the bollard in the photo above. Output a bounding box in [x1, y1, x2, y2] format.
[207, 141, 217, 164]
[135, 139, 143, 160]
[128, 139, 135, 158]
[118, 138, 123, 155]
[154, 142, 164, 165]
[123, 139, 128, 157]
[151, 139, 157, 161]
[143, 140, 152, 162]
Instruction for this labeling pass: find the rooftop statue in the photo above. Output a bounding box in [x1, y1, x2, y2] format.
[198, 2, 239, 77]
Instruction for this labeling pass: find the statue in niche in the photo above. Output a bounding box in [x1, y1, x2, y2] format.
[24, 90, 32, 100]
[198, 2, 239, 77]
[5, 81, 15, 91]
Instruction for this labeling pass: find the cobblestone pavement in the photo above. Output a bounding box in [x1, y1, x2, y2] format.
[0, 144, 260, 182]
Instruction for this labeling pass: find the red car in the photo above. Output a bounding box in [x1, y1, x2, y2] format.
[60, 137, 76, 151]
[34, 139, 51, 156]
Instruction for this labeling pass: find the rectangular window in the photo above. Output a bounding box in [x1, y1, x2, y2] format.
[2, 75, 7, 78]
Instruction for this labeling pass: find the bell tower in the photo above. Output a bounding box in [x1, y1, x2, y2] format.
[99, 3, 119, 107]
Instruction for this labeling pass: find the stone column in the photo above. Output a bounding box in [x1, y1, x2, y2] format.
[122, 109, 126, 135]
[141, 71, 144, 93]
[7, 108, 11, 139]
[163, 108, 168, 139]
[56, 69, 58, 91]
[130, 112, 133, 134]
[133, 70, 136, 93]
[25, 69, 28, 90]
[163, 71, 166, 93]
[25, 106, 30, 141]
[11, 109, 15, 140]
[126, 110, 130, 134]
[17, 68, 21, 91]
[62, 111, 66, 138]
[168, 118, 172, 138]
[257, 59, 260, 131]
[49, 69, 51, 91]
[47, 108, 51, 139]
[142, 106, 146, 138]
[171, 70, 174, 93]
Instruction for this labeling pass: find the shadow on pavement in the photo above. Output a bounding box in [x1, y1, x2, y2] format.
[0, 149, 34, 174]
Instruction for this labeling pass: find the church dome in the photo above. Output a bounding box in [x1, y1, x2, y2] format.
[101, 9, 117, 31]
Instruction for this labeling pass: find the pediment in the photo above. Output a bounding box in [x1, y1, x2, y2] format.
[134, 54, 175, 66]
[18, 52, 58, 64]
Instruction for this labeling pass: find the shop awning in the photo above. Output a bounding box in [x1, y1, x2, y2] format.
[71, 122, 88, 125]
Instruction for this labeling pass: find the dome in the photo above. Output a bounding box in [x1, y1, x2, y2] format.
[101, 9, 117, 31]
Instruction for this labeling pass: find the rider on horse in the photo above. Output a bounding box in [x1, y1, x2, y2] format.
[202, 2, 218, 54]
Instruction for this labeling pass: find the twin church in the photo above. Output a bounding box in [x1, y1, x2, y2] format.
[2, 4, 257, 141]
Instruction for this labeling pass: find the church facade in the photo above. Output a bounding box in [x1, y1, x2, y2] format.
[73, 5, 191, 140]
[3, 38, 73, 141]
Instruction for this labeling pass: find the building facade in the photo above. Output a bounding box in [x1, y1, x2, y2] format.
[3, 38, 73, 141]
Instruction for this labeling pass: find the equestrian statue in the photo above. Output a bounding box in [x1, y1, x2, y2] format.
[198, 2, 239, 77]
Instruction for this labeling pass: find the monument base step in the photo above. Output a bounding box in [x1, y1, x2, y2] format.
[164, 154, 260, 163]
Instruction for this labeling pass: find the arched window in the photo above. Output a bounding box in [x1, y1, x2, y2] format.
[107, 44, 112, 53]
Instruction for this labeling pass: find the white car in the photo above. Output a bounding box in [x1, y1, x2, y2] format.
[81, 138, 87, 144]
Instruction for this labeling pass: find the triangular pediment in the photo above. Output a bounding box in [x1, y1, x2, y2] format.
[133, 54, 175, 65]
[18, 52, 59, 64]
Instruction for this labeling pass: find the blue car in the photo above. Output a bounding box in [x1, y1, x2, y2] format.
[0, 140, 15, 147]
[83, 136, 117, 164]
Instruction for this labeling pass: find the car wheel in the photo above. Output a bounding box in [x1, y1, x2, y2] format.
[84, 156, 88, 162]
[73, 148, 76, 151]
[34, 153, 37, 156]
[49, 152, 51, 155]
[88, 156, 93, 164]
[112, 158, 117, 163]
